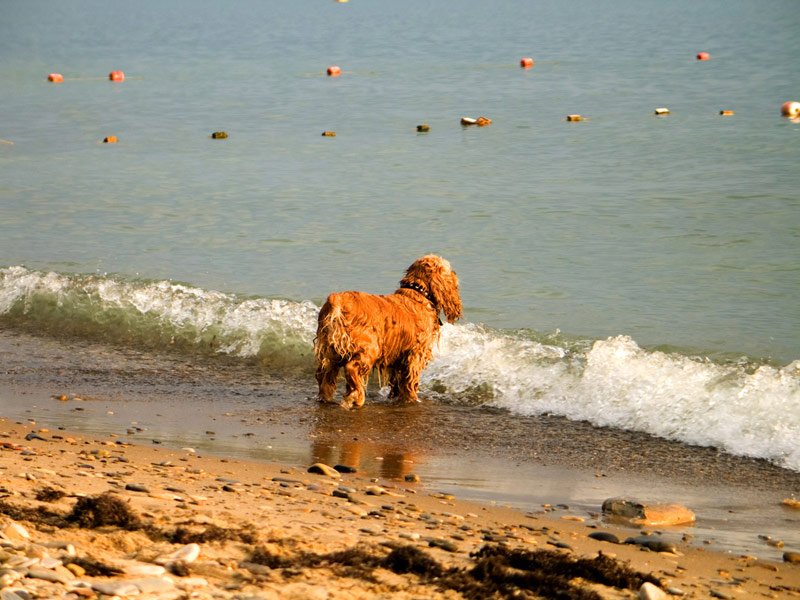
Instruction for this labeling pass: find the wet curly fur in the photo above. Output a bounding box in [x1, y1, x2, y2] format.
[314, 255, 462, 408]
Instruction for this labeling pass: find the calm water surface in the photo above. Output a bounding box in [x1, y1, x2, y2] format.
[1, 1, 798, 361]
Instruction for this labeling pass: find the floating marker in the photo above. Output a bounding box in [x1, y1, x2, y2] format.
[321, 131, 336, 136]
[654, 107, 670, 115]
[47, 73, 63, 83]
[103, 136, 117, 143]
[719, 110, 734, 116]
[109, 70, 125, 81]
[461, 117, 492, 127]
[327, 65, 341, 76]
[696, 52, 709, 61]
[211, 131, 228, 139]
[780, 101, 800, 118]
[520, 57, 534, 68]
[417, 124, 430, 132]
[566, 114, 583, 121]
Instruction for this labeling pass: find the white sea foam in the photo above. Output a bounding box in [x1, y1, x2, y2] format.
[2, 266, 798, 471]
[426, 325, 800, 472]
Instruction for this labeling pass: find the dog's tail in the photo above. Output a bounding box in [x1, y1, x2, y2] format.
[314, 294, 356, 364]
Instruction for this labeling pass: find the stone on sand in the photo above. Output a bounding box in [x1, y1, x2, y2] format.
[602, 497, 695, 526]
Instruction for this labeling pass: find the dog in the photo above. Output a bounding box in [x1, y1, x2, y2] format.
[314, 255, 462, 408]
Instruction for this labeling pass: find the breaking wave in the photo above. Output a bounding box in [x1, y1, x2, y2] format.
[2, 266, 798, 471]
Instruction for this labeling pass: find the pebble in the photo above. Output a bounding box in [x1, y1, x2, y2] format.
[308, 463, 342, 477]
[428, 539, 458, 552]
[3, 523, 30, 541]
[588, 531, 620, 544]
[124, 563, 168, 577]
[784, 551, 800, 564]
[125, 483, 150, 493]
[639, 581, 668, 600]
[156, 543, 201, 564]
[333, 464, 356, 473]
[625, 535, 677, 553]
[709, 590, 734, 600]
[92, 580, 142, 596]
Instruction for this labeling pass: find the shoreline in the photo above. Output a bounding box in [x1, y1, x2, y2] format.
[1, 418, 799, 599]
[1, 328, 799, 564]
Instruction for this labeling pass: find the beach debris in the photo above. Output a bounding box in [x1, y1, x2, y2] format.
[211, 131, 228, 139]
[308, 462, 341, 477]
[321, 131, 336, 136]
[696, 52, 710, 60]
[109, 70, 125, 81]
[103, 136, 117, 143]
[520, 57, 534, 68]
[416, 124, 430, 132]
[654, 107, 670, 115]
[602, 497, 695, 526]
[639, 581, 668, 600]
[784, 551, 800, 564]
[461, 116, 491, 126]
[47, 73, 64, 82]
[781, 101, 800, 118]
[327, 65, 341, 76]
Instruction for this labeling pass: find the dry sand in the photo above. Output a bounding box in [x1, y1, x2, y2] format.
[1, 417, 799, 599]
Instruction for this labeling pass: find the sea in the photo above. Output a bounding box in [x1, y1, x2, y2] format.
[1, 0, 799, 559]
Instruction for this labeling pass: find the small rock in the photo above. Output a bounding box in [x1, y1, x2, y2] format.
[639, 581, 667, 600]
[429, 539, 458, 552]
[26, 567, 71, 584]
[784, 551, 800, 564]
[334, 464, 356, 473]
[624, 535, 677, 553]
[92, 580, 141, 596]
[3, 523, 30, 541]
[125, 483, 150, 493]
[709, 590, 734, 600]
[665, 587, 686, 596]
[132, 577, 176, 593]
[308, 463, 340, 478]
[404, 473, 420, 483]
[588, 531, 620, 544]
[124, 563, 167, 577]
[156, 543, 201, 564]
[603, 497, 695, 526]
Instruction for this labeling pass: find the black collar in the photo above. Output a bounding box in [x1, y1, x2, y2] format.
[400, 281, 435, 305]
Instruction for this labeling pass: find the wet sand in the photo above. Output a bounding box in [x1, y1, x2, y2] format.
[1, 419, 799, 599]
[1, 327, 800, 568]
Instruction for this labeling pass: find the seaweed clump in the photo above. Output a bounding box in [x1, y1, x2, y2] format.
[67, 492, 142, 530]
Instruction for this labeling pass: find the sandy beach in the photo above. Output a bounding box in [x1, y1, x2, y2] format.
[1, 417, 799, 600]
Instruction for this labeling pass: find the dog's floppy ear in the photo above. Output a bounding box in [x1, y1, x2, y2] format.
[428, 265, 462, 324]
[404, 255, 462, 324]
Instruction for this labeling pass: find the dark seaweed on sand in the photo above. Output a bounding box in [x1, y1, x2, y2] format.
[68, 492, 142, 530]
[247, 543, 663, 600]
[35, 486, 67, 502]
[167, 523, 258, 545]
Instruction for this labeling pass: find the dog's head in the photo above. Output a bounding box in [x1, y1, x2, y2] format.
[400, 255, 463, 324]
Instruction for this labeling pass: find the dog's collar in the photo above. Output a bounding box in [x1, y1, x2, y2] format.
[400, 281, 435, 305]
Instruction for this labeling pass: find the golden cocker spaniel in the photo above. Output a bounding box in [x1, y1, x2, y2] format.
[314, 255, 462, 408]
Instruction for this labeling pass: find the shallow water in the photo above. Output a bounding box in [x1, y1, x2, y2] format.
[1, 330, 798, 561]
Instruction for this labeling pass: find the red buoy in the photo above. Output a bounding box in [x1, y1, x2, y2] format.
[696, 52, 710, 61]
[327, 66, 341, 77]
[780, 101, 800, 118]
[520, 57, 534, 68]
[109, 70, 125, 82]
[47, 73, 64, 83]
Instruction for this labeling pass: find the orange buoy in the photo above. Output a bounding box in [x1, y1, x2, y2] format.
[103, 136, 117, 143]
[476, 117, 492, 126]
[109, 70, 125, 82]
[327, 66, 341, 76]
[566, 114, 583, 122]
[321, 131, 336, 137]
[719, 110, 734, 116]
[520, 57, 534, 68]
[696, 52, 709, 61]
[416, 125, 430, 132]
[654, 107, 670, 115]
[780, 101, 800, 118]
[47, 73, 64, 83]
